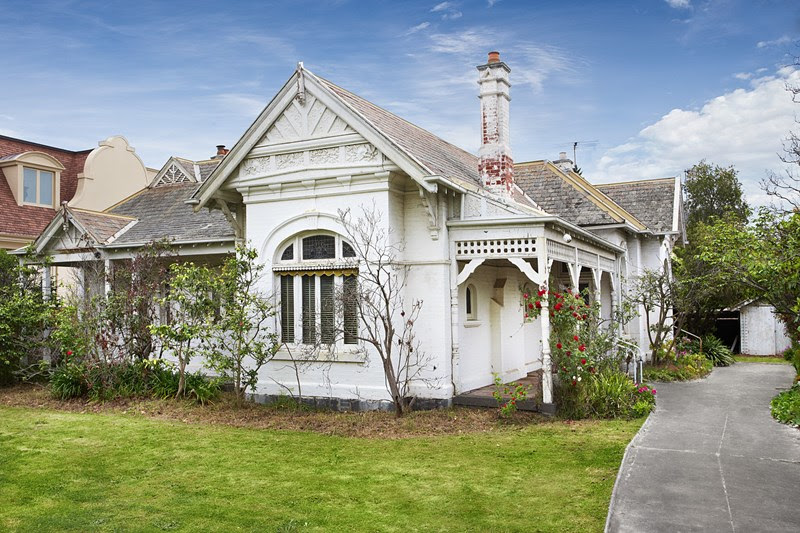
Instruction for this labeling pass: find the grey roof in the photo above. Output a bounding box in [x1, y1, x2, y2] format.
[197, 160, 220, 181]
[70, 209, 135, 244]
[318, 78, 483, 190]
[597, 178, 677, 233]
[108, 182, 234, 246]
[515, 161, 621, 226]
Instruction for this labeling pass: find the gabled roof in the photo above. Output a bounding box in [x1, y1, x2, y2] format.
[150, 156, 221, 188]
[515, 161, 648, 231]
[193, 65, 544, 215]
[597, 177, 681, 234]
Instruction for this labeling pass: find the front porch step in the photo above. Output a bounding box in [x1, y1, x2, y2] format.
[452, 370, 544, 412]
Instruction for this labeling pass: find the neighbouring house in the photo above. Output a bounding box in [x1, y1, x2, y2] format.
[27, 52, 684, 411]
[0, 135, 154, 251]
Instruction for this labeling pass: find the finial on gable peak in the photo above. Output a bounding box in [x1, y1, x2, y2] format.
[296, 61, 306, 104]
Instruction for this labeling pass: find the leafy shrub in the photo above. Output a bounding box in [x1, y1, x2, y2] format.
[584, 371, 656, 419]
[782, 344, 800, 377]
[492, 374, 532, 418]
[770, 384, 800, 426]
[692, 334, 735, 367]
[644, 353, 712, 382]
[50, 362, 87, 400]
[556, 370, 656, 419]
[48, 359, 220, 403]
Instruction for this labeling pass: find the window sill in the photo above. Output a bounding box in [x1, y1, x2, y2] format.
[463, 320, 482, 328]
[273, 347, 367, 363]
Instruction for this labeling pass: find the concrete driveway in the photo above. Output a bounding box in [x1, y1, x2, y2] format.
[606, 363, 800, 532]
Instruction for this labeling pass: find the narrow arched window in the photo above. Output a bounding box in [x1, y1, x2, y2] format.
[466, 284, 477, 321]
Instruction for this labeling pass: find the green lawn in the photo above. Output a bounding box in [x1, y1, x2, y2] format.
[0, 406, 641, 532]
[734, 355, 791, 364]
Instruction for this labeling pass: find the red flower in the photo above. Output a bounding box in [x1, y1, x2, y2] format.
[535, 301, 542, 309]
[555, 293, 562, 299]
[572, 380, 577, 386]
[556, 342, 562, 349]
[652, 389, 657, 395]
[523, 293, 529, 299]
[578, 344, 586, 352]
[554, 303, 563, 311]
[537, 289, 546, 297]
[524, 313, 529, 319]
[575, 294, 582, 300]
[589, 367, 595, 373]
[573, 335, 579, 342]
[566, 351, 572, 356]
[569, 305, 575, 311]
[66, 350, 73, 356]
[572, 312, 578, 318]
[528, 303, 534, 310]
[581, 358, 587, 365]
[549, 311, 554, 317]
[582, 314, 588, 320]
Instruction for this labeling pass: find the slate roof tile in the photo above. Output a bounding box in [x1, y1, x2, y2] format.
[597, 178, 677, 233]
[108, 183, 234, 246]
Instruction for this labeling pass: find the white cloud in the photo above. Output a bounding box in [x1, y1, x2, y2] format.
[431, 2, 455, 12]
[589, 68, 800, 204]
[733, 72, 752, 80]
[665, 0, 691, 8]
[403, 22, 430, 36]
[431, 2, 462, 20]
[487, 0, 501, 6]
[756, 35, 792, 49]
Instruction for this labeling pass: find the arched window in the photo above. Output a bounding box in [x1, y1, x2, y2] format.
[466, 284, 478, 321]
[276, 233, 358, 346]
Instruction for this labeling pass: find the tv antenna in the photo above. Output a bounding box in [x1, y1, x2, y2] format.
[571, 140, 598, 168]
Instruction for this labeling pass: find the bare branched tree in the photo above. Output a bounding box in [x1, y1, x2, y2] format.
[335, 205, 438, 416]
[761, 55, 800, 212]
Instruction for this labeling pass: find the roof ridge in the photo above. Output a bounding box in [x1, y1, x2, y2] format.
[0, 134, 92, 155]
[70, 207, 137, 220]
[599, 177, 677, 187]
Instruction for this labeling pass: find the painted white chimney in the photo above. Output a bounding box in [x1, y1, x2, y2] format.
[554, 151, 575, 173]
[477, 51, 513, 195]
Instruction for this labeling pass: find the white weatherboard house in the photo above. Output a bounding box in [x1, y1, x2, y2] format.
[30, 52, 684, 411]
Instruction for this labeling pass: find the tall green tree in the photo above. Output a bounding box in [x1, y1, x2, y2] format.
[675, 161, 752, 333]
[684, 161, 751, 230]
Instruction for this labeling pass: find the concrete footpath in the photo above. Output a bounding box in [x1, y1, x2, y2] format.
[606, 363, 800, 532]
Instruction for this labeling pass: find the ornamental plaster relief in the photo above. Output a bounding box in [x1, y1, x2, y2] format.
[345, 143, 379, 163]
[260, 95, 356, 145]
[241, 143, 383, 178]
[240, 156, 272, 177]
[309, 147, 340, 165]
[276, 152, 304, 170]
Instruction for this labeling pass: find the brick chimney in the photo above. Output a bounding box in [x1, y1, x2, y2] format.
[212, 144, 229, 159]
[477, 51, 513, 195]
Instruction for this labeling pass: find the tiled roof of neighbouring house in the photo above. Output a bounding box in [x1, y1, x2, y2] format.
[107, 182, 234, 246]
[69, 209, 136, 244]
[515, 161, 627, 227]
[0, 135, 91, 239]
[597, 177, 678, 233]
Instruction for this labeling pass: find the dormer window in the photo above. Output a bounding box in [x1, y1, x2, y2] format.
[23, 167, 55, 206]
[0, 151, 64, 208]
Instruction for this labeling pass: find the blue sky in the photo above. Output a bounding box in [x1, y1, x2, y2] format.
[1, 0, 798, 203]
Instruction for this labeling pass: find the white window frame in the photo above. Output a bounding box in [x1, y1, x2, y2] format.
[465, 284, 478, 321]
[276, 232, 360, 355]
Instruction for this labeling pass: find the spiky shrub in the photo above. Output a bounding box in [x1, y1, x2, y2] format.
[692, 334, 735, 367]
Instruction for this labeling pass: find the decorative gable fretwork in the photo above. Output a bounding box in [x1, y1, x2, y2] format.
[154, 163, 193, 187]
[260, 95, 355, 144]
